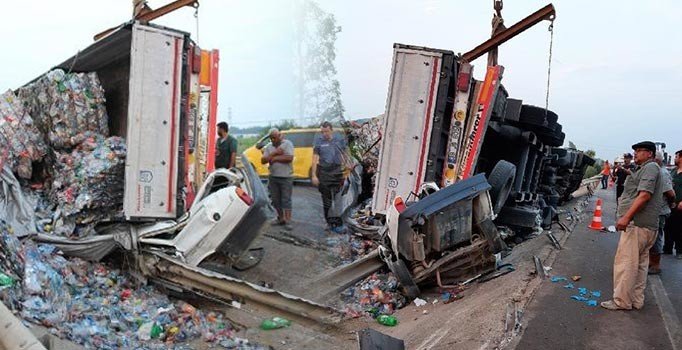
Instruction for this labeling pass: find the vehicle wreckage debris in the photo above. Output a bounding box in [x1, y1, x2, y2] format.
[0, 221, 270, 349]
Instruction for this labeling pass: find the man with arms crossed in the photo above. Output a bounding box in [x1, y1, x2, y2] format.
[262, 128, 294, 230]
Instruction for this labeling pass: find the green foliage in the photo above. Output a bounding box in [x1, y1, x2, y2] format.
[585, 149, 596, 158]
[237, 135, 260, 154]
[584, 164, 601, 179]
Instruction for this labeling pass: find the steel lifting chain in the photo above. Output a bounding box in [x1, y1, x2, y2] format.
[545, 17, 555, 116]
[194, 2, 200, 45]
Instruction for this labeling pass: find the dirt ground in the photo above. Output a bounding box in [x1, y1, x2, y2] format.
[196, 184, 595, 350]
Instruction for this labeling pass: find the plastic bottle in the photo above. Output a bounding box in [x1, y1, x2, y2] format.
[260, 317, 291, 330]
[376, 314, 398, 327]
[0, 273, 14, 287]
[150, 323, 163, 339]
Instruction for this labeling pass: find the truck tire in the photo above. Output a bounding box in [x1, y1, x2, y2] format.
[519, 105, 555, 128]
[487, 160, 516, 215]
[495, 205, 540, 228]
[386, 257, 420, 299]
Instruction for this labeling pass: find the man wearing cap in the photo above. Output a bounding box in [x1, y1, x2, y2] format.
[613, 153, 635, 204]
[664, 150, 682, 257]
[648, 151, 676, 274]
[602, 141, 662, 310]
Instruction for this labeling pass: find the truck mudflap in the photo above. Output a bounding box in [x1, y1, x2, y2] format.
[147, 251, 343, 325]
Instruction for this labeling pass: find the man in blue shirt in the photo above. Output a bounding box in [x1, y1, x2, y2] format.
[311, 121, 348, 230]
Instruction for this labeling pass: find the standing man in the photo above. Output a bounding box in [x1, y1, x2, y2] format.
[215, 122, 238, 169]
[601, 141, 662, 310]
[311, 122, 348, 231]
[261, 128, 294, 230]
[601, 160, 612, 189]
[664, 150, 682, 258]
[648, 151, 676, 274]
[613, 153, 635, 203]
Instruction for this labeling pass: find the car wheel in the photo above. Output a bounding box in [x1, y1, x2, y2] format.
[487, 160, 516, 215]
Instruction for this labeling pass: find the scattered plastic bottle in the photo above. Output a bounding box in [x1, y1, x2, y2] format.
[0, 272, 14, 287]
[376, 314, 398, 327]
[260, 317, 292, 330]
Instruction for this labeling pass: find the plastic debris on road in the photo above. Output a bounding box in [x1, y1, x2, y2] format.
[563, 283, 574, 289]
[0, 221, 269, 349]
[413, 297, 427, 307]
[571, 275, 581, 281]
[586, 300, 598, 307]
[570, 295, 589, 302]
[550, 276, 567, 283]
[325, 233, 377, 266]
[578, 287, 588, 296]
[591, 290, 601, 298]
[341, 271, 407, 319]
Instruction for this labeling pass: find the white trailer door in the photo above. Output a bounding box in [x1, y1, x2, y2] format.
[372, 47, 443, 215]
[124, 24, 184, 220]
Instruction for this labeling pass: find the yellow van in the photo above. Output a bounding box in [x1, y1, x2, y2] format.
[243, 129, 345, 179]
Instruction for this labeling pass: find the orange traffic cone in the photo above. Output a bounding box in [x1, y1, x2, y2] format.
[589, 198, 604, 230]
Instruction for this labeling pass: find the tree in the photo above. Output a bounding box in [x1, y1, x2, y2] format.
[295, 0, 345, 124]
[583, 149, 601, 179]
[585, 149, 596, 158]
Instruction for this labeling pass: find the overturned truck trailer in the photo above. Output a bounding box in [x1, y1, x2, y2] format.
[371, 42, 593, 295]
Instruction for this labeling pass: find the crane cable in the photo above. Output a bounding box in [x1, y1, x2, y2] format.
[545, 17, 555, 116]
[194, 2, 200, 45]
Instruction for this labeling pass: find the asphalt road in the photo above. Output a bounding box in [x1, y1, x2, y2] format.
[517, 187, 682, 350]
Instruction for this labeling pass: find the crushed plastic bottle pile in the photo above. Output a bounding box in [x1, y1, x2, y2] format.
[0, 69, 127, 239]
[49, 134, 127, 237]
[0, 90, 48, 179]
[340, 271, 407, 319]
[18, 69, 109, 149]
[0, 222, 270, 350]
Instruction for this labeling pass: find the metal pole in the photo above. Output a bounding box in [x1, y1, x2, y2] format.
[462, 4, 556, 62]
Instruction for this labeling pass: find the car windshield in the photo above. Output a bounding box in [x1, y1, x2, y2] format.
[283, 132, 316, 147]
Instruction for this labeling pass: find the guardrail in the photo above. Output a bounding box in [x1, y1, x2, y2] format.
[0, 302, 46, 350]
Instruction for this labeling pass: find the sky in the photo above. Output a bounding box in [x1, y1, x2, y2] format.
[1, 0, 680, 162]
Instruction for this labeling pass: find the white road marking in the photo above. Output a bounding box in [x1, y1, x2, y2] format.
[650, 275, 682, 350]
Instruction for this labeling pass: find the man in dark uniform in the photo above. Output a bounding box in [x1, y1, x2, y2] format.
[215, 122, 238, 169]
[613, 153, 635, 203]
[311, 121, 348, 231]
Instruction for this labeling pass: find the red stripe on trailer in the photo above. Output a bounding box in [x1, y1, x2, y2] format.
[206, 50, 220, 173]
[414, 56, 439, 193]
[168, 38, 181, 213]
